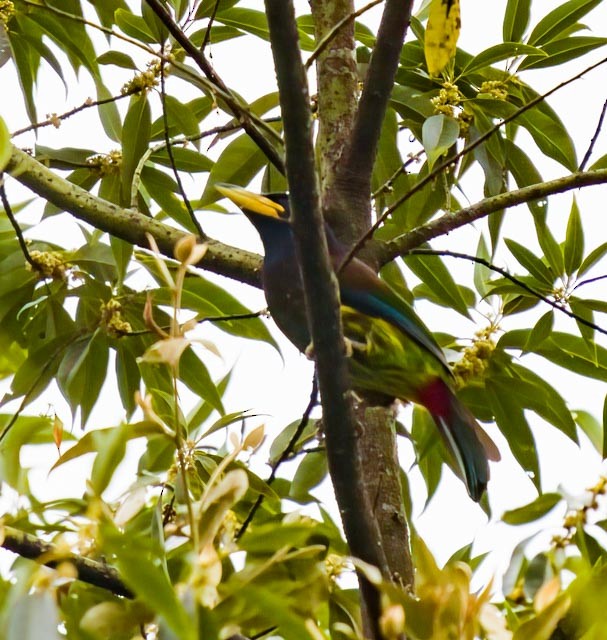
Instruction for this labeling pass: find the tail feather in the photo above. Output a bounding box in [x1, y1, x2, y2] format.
[419, 379, 499, 501]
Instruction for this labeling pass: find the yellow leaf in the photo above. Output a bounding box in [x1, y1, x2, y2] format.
[0, 115, 10, 172]
[534, 576, 561, 613]
[425, 0, 461, 76]
[53, 414, 64, 451]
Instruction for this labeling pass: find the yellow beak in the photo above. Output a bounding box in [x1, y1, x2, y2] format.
[215, 183, 286, 219]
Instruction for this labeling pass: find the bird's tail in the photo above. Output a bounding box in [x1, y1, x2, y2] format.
[418, 378, 500, 501]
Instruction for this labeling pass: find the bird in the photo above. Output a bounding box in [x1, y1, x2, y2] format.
[215, 183, 500, 501]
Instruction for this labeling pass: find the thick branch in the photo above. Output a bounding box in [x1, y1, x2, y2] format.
[264, 1, 386, 637]
[144, 0, 284, 173]
[376, 169, 607, 265]
[336, 0, 413, 195]
[1, 526, 133, 598]
[5, 147, 262, 287]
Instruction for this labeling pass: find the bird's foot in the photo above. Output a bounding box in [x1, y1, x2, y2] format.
[304, 342, 315, 360]
[304, 338, 365, 360]
[344, 336, 366, 357]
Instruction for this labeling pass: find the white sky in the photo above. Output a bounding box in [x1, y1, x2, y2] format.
[2, 0, 607, 593]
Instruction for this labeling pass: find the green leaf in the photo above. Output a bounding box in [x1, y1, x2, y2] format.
[121, 94, 151, 206]
[0, 115, 11, 171]
[535, 219, 564, 276]
[523, 310, 554, 353]
[578, 242, 607, 277]
[95, 81, 122, 142]
[0, 415, 63, 490]
[4, 334, 75, 410]
[115, 339, 141, 418]
[473, 235, 492, 297]
[56, 330, 110, 427]
[289, 451, 328, 501]
[90, 425, 128, 495]
[142, 1, 169, 42]
[403, 251, 471, 318]
[269, 418, 318, 464]
[215, 7, 315, 50]
[462, 42, 545, 75]
[150, 147, 214, 173]
[7, 22, 39, 123]
[200, 132, 269, 206]
[502, 493, 563, 525]
[421, 114, 459, 170]
[499, 330, 607, 382]
[503, 140, 545, 219]
[503, 0, 532, 41]
[179, 346, 225, 416]
[603, 394, 607, 458]
[157, 94, 201, 140]
[187, 370, 232, 433]
[509, 364, 578, 442]
[569, 297, 596, 357]
[97, 51, 137, 69]
[198, 410, 256, 441]
[519, 36, 607, 71]
[573, 409, 602, 453]
[140, 166, 198, 232]
[103, 527, 196, 640]
[486, 378, 540, 490]
[51, 422, 163, 472]
[115, 8, 156, 42]
[150, 97, 213, 141]
[564, 197, 584, 275]
[517, 107, 577, 171]
[505, 239, 554, 285]
[528, 0, 602, 46]
[372, 108, 402, 205]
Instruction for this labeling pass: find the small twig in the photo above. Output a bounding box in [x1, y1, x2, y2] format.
[159, 60, 205, 238]
[201, 0, 221, 53]
[125, 310, 267, 336]
[11, 90, 137, 138]
[0, 179, 36, 269]
[371, 149, 425, 199]
[579, 98, 607, 171]
[340, 54, 607, 273]
[236, 374, 319, 539]
[1, 525, 133, 598]
[574, 274, 607, 291]
[304, 0, 383, 70]
[410, 248, 607, 337]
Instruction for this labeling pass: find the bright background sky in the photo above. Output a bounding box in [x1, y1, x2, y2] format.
[2, 0, 607, 593]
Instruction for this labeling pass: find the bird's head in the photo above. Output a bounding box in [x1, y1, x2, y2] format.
[215, 183, 290, 221]
[215, 183, 293, 255]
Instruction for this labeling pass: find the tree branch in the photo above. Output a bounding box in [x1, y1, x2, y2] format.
[376, 169, 607, 265]
[264, 1, 387, 636]
[1, 526, 133, 598]
[5, 146, 262, 287]
[143, 0, 285, 173]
